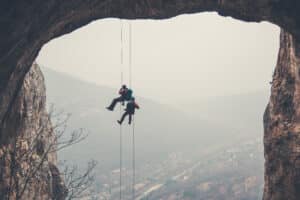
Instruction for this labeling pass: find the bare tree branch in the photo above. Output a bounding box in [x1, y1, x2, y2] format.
[63, 160, 97, 200]
[6, 105, 96, 200]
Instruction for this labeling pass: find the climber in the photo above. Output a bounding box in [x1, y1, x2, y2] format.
[106, 84, 133, 111]
[117, 97, 139, 125]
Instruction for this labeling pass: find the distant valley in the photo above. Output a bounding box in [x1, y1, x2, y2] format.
[42, 66, 267, 200]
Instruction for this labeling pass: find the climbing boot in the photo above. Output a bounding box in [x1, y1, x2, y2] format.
[106, 107, 113, 111]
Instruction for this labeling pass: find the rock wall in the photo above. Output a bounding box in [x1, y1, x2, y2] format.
[0, 63, 66, 199]
[263, 30, 300, 200]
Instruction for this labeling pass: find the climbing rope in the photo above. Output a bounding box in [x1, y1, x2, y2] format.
[129, 21, 136, 200]
[119, 121, 122, 200]
[129, 22, 132, 88]
[119, 19, 124, 200]
[132, 116, 136, 200]
[118, 20, 135, 200]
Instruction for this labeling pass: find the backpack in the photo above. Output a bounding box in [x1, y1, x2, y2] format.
[126, 100, 136, 114]
[124, 89, 133, 100]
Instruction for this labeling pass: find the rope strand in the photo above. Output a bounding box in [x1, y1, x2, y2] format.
[132, 115, 135, 200]
[129, 21, 136, 200]
[119, 19, 124, 200]
[119, 20, 135, 200]
[120, 20, 124, 68]
[129, 22, 132, 88]
[119, 123, 122, 200]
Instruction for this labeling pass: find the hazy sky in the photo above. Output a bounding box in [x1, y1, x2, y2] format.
[37, 13, 280, 105]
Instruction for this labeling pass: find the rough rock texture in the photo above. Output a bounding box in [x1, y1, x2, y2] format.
[263, 30, 300, 200]
[0, 1, 300, 200]
[1, 0, 300, 129]
[0, 63, 67, 199]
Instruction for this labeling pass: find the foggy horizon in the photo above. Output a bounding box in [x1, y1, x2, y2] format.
[37, 13, 280, 106]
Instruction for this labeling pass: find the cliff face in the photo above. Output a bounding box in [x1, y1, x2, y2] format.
[0, 1, 300, 200]
[263, 30, 300, 200]
[0, 63, 67, 199]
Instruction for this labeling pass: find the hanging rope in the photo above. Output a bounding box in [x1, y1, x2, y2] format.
[129, 22, 132, 88]
[132, 116, 136, 200]
[129, 21, 136, 200]
[118, 20, 135, 200]
[120, 20, 124, 72]
[119, 122, 122, 200]
[119, 19, 124, 200]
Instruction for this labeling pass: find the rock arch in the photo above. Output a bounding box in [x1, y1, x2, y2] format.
[1, 1, 300, 199]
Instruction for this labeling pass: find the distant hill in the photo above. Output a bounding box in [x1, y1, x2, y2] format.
[181, 90, 270, 137]
[41, 66, 261, 170]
